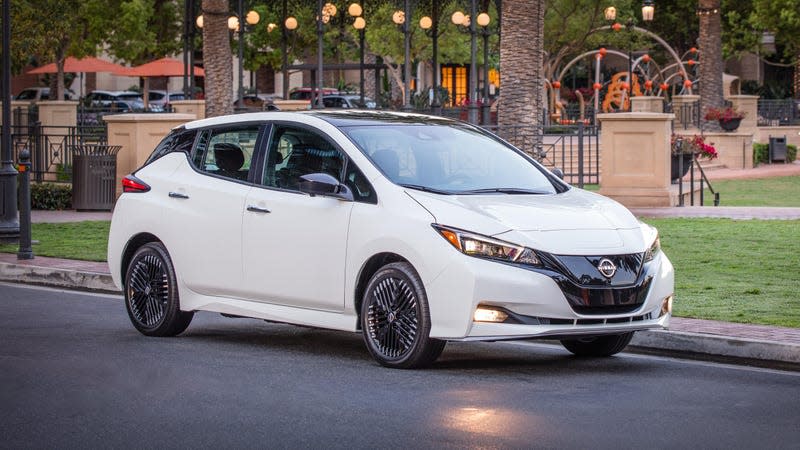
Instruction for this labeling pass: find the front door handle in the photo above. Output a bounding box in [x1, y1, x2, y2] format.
[169, 192, 190, 199]
[246, 205, 271, 214]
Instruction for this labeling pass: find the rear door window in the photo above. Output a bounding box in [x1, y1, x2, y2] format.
[192, 125, 262, 182]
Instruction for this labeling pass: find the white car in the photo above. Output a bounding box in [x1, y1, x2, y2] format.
[108, 111, 673, 369]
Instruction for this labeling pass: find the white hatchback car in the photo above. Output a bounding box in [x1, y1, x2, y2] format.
[108, 111, 673, 368]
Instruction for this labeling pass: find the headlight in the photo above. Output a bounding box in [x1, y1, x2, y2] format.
[644, 234, 661, 262]
[433, 225, 541, 266]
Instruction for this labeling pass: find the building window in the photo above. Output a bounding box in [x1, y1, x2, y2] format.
[441, 65, 468, 107]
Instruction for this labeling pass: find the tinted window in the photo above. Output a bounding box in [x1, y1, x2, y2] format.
[146, 128, 197, 165]
[262, 125, 376, 204]
[344, 124, 558, 195]
[192, 125, 260, 181]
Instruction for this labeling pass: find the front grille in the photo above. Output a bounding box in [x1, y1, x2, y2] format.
[556, 276, 652, 315]
[533, 251, 653, 315]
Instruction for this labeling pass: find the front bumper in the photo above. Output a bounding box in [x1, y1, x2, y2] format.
[424, 250, 674, 340]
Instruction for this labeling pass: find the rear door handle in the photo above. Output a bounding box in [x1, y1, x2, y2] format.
[168, 192, 189, 199]
[246, 205, 271, 214]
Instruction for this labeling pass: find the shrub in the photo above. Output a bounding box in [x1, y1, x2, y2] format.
[753, 143, 797, 165]
[30, 183, 72, 210]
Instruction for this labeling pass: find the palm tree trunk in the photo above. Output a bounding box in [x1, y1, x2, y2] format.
[498, 0, 545, 156]
[202, 0, 233, 117]
[698, 0, 724, 125]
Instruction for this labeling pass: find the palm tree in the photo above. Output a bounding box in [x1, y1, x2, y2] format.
[202, 0, 233, 117]
[698, 0, 724, 123]
[498, 0, 545, 156]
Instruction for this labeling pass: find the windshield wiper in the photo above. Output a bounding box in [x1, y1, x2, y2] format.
[398, 183, 454, 195]
[460, 188, 551, 195]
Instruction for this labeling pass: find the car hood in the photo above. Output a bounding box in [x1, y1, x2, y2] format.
[406, 188, 647, 255]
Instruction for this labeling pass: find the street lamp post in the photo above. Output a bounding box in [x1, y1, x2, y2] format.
[233, 1, 260, 109]
[282, 8, 298, 100]
[420, 1, 442, 115]
[476, 11, 493, 125]
[0, 0, 19, 243]
[392, 1, 414, 111]
[348, 3, 367, 106]
[605, 2, 656, 111]
[452, 0, 479, 125]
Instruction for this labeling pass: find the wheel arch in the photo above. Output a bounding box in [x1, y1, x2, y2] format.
[120, 233, 162, 281]
[353, 252, 410, 329]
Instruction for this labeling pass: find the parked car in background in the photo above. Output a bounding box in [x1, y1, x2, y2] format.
[15, 87, 76, 101]
[233, 94, 282, 111]
[288, 87, 338, 100]
[84, 90, 144, 109]
[322, 94, 377, 109]
[148, 90, 187, 109]
[108, 110, 674, 369]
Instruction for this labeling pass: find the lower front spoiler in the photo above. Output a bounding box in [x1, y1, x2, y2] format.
[444, 313, 670, 342]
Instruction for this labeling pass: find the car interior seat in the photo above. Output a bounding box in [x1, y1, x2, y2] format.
[213, 142, 246, 180]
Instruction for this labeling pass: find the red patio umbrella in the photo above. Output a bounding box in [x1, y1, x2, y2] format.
[114, 57, 205, 108]
[27, 56, 127, 75]
[27, 56, 130, 97]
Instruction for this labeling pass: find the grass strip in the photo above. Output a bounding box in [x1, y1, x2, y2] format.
[643, 218, 800, 328]
[0, 221, 110, 262]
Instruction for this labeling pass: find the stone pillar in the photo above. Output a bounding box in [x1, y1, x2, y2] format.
[0, 101, 36, 127]
[727, 94, 758, 132]
[598, 112, 675, 207]
[170, 100, 206, 120]
[631, 96, 664, 113]
[104, 113, 196, 197]
[36, 100, 78, 128]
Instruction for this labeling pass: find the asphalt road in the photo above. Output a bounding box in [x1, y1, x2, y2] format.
[2, 283, 799, 449]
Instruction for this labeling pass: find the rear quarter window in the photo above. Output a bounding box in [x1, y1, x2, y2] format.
[145, 128, 196, 165]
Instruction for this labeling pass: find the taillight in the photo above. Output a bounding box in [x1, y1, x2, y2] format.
[122, 175, 151, 193]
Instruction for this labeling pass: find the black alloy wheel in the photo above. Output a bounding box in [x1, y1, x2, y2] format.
[560, 332, 634, 357]
[361, 262, 445, 369]
[124, 242, 193, 337]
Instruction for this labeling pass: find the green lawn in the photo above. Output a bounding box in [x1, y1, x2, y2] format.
[0, 221, 110, 262]
[1, 218, 798, 327]
[707, 176, 800, 207]
[643, 218, 800, 328]
[582, 175, 800, 207]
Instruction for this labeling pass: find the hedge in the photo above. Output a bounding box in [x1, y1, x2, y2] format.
[29, 183, 72, 210]
[753, 142, 797, 166]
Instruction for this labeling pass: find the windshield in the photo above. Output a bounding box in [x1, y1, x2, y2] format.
[343, 123, 559, 195]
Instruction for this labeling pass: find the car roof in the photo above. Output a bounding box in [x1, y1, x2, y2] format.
[181, 110, 458, 130]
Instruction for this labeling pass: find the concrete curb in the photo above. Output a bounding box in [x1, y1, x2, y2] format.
[0, 262, 120, 294]
[631, 329, 800, 365]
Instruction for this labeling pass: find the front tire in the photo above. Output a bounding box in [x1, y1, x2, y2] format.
[560, 332, 634, 357]
[124, 242, 193, 337]
[361, 262, 445, 369]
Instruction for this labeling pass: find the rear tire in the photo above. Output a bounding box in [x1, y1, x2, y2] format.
[560, 332, 634, 357]
[361, 262, 445, 369]
[124, 242, 193, 337]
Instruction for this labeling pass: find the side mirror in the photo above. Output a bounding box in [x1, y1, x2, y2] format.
[298, 173, 354, 201]
[551, 168, 564, 180]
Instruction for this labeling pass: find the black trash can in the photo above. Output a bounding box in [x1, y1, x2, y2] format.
[72, 143, 121, 211]
[768, 136, 787, 163]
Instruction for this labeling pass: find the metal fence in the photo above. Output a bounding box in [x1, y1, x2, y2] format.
[665, 100, 702, 130]
[757, 99, 799, 126]
[482, 123, 600, 186]
[0, 123, 99, 183]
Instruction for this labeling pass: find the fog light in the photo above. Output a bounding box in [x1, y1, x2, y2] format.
[660, 295, 673, 317]
[474, 307, 508, 323]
